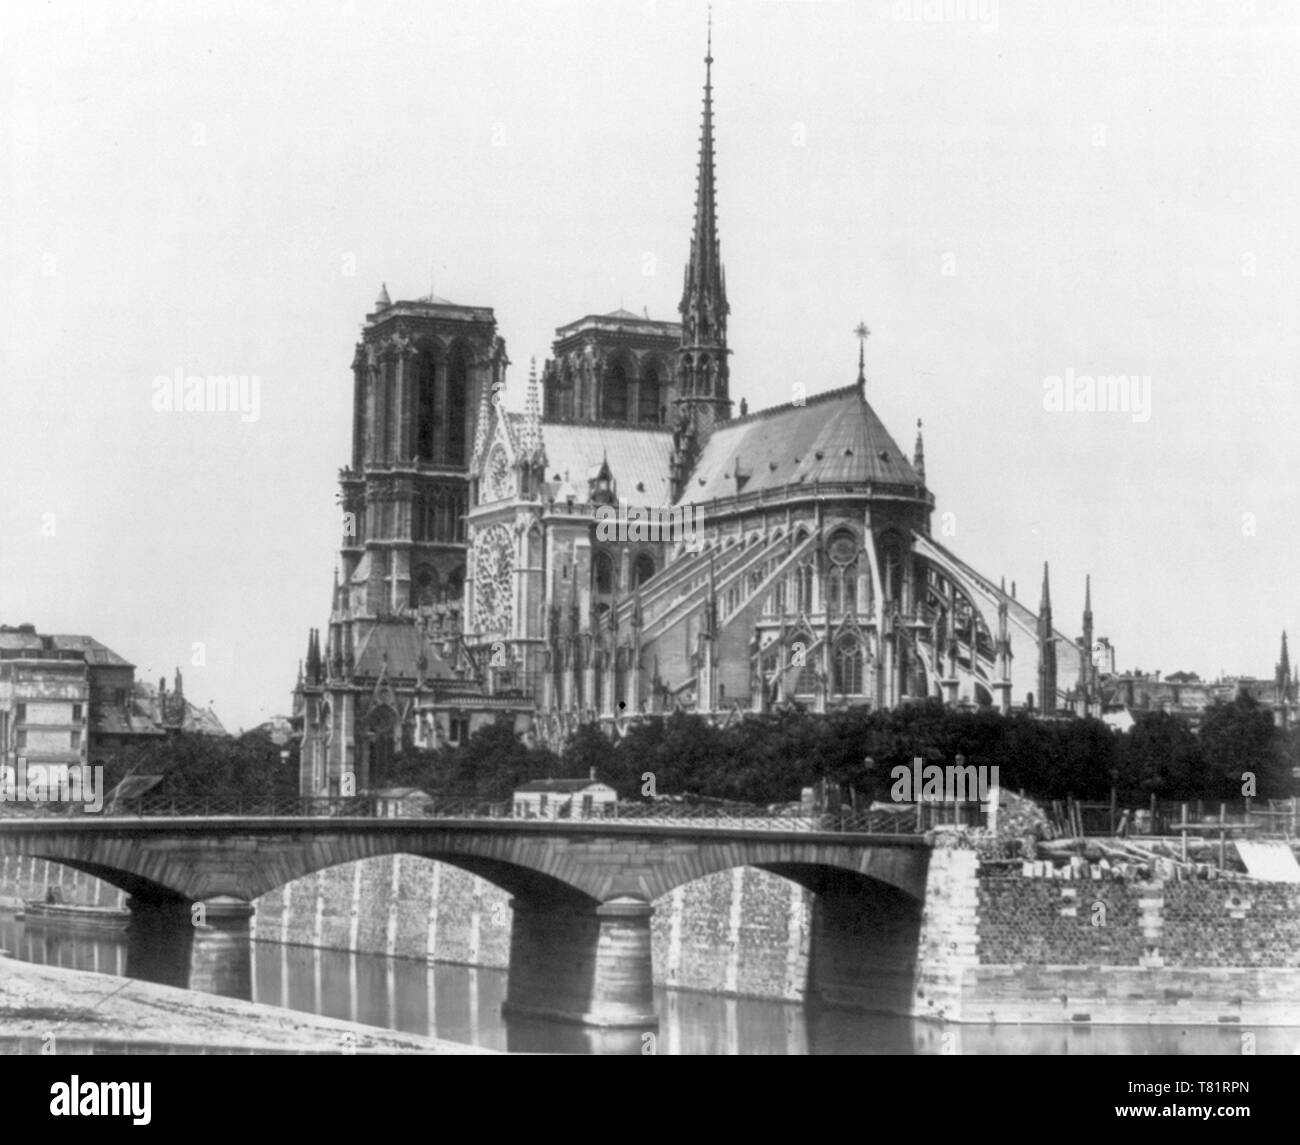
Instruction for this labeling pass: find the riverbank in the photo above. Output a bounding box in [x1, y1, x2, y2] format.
[0, 956, 491, 1053]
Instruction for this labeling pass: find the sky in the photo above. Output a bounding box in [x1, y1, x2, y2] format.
[2, 0, 1298, 732]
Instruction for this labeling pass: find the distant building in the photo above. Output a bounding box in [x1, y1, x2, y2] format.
[513, 777, 617, 820]
[248, 714, 295, 746]
[0, 623, 227, 790]
[1097, 632, 1299, 729]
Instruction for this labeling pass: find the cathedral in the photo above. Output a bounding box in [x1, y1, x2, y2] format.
[292, 33, 1100, 796]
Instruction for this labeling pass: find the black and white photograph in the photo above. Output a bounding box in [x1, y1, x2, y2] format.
[1, 0, 1297, 1093]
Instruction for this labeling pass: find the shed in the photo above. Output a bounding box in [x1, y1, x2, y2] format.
[513, 777, 617, 820]
[372, 787, 435, 818]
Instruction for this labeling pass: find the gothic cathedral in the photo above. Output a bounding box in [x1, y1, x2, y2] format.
[293, 34, 1098, 796]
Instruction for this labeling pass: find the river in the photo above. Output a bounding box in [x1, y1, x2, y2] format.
[2, 910, 1294, 1054]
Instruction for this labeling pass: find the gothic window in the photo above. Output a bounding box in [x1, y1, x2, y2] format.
[594, 551, 615, 595]
[795, 664, 818, 696]
[774, 579, 786, 615]
[843, 563, 857, 613]
[446, 345, 469, 466]
[634, 553, 655, 587]
[833, 638, 864, 695]
[445, 566, 465, 608]
[639, 363, 661, 423]
[415, 348, 438, 461]
[796, 564, 814, 612]
[604, 361, 629, 422]
[880, 533, 904, 603]
[412, 565, 439, 608]
[559, 367, 575, 419]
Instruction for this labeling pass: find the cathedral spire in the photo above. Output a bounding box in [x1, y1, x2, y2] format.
[912, 418, 926, 484]
[680, 15, 725, 333]
[675, 12, 731, 440]
[1037, 562, 1056, 714]
[520, 356, 545, 470]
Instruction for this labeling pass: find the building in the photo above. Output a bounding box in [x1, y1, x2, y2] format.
[1097, 632, 1300, 730]
[513, 778, 618, 821]
[293, 30, 1109, 793]
[0, 623, 227, 791]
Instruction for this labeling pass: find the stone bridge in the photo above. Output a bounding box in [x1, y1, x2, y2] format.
[0, 817, 933, 1028]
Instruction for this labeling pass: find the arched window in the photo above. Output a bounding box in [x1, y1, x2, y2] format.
[444, 566, 465, 607]
[411, 565, 439, 608]
[446, 345, 469, 466]
[594, 551, 615, 595]
[604, 361, 629, 422]
[639, 363, 661, 423]
[790, 633, 815, 694]
[796, 564, 814, 612]
[795, 664, 818, 695]
[833, 638, 863, 695]
[415, 348, 438, 461]
[634, 553, 655, 587]
[774, 579, 786, 615]
[559, 367, 575, 420]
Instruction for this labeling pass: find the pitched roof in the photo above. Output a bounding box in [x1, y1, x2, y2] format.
[679, 384, 921, 504]
[351, 620, 455, 681]
[540, 421, 675, 505]
[515, 778, 611, 794]
[0, 628, 133, 667]
[49, 635, 134, 667]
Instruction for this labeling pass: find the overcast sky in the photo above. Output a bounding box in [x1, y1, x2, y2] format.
[2, 0, 1298, 732]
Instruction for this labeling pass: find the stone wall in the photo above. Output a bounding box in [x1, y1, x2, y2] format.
[964, 856, 1300, 1024]
[0, 854, 126, 909]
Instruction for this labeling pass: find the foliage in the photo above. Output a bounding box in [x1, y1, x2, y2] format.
[561, 699, 1296, 808]
[107, 729, 298, 802]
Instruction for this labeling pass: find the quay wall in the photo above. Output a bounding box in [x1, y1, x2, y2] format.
[904, 844, 1300, 1026]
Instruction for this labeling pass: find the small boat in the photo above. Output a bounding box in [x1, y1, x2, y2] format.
[22, 900, 130, 931]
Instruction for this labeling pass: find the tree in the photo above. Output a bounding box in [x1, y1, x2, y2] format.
[1198, 694, 1290, 800]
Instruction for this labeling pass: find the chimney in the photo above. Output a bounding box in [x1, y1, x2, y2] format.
[589, 766, 596, 782]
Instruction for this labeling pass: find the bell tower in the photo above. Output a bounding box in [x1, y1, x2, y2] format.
[336, 289, 507, 623]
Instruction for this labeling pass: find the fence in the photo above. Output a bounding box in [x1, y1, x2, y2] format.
[1053, 796, 1299, 840]
[0, 794, 938, 835]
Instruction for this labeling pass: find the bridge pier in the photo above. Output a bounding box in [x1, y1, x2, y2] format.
[503, 896, 658, 1028]
[125, 895, 254, 1001]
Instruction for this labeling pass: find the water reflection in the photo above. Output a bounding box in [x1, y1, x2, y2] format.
[2, 912, 1296, 1054]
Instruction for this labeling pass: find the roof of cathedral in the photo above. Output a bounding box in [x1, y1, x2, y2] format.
[540, 420, 675, 505]
[679, 384, 922, 504]
[352, 620, 455, 681]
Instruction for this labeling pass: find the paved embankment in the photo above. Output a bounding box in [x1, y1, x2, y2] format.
[0, 956, 491, 1054]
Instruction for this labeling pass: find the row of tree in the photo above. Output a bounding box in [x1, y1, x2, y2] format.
[116, 693, 1298, 808]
